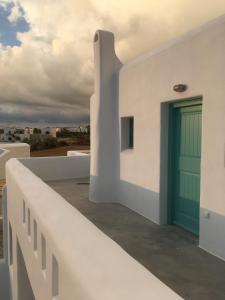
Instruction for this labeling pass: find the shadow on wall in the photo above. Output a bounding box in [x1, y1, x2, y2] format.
[0, 260, 10, 300]
[200, 208, 225, 261]
[119, 180, 160, 224]
[90, 175, 160, 224]
[90, 30, 122, 203]
[91, 172, 225, 262]
[17, 240, 35, 300]
[19, 155, 90, 182]
[90, 103, 170, 224]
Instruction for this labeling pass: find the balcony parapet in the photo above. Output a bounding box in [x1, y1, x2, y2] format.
[5, 155, 181, 299]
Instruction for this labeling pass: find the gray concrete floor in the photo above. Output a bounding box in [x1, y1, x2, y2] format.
[48, 178, 225, 300]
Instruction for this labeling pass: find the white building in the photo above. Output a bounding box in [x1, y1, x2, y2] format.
[62, 126, 89, 134]
[79, 125, 88, 133]
[25, 127, 34, 136]
[2, 128, 16, 142]
[64, 127, 81, 133]
[41, 127, 57, 137]
[0, 14, 225, 300]
[0, 128, 32, 143]
[90, 15, 225, 260]
[0, 129, 4, 142]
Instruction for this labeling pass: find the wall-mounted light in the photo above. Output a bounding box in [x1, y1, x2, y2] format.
[173, 84, 187, 92]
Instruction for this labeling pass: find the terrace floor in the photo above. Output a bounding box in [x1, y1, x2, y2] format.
[48, 178, 225, 300]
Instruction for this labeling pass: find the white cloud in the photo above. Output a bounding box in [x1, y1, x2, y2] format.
[0, 0, 9, 9]
[0, 0, 225, 124]
[8, 3, 23, 23]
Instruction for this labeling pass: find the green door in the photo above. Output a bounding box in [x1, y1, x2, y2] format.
[170, 101, 202, 235]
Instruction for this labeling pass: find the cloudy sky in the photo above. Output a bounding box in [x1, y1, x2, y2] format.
[0, 0, 225, 126]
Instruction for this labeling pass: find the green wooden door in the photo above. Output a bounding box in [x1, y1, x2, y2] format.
[170, 102, 202, 235]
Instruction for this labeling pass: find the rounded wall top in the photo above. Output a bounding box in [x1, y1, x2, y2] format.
[93, 30, 115, 44]
[93, 29, 122, 67]
[94, 32, 99, 42]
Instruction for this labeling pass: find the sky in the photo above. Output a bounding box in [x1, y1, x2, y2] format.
[0, 0, 225, 127]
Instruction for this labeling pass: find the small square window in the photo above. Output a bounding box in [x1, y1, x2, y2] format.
[121, 116, 134, 150]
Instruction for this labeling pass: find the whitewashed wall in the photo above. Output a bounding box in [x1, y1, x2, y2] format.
[90, 30, 122, 204]
[119, 16, 225, 260]
[91, 16, 225, 260]
[6, 158, 181, 300]
[20, 155, 90, 181]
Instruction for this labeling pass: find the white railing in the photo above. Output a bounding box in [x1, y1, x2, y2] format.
[20, 155, 90, 181]
[6, 156, 181, 300]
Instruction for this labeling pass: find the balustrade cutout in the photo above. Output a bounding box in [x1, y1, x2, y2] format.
[23, 200, 26, 224]
[9, 222, 13, 265]
[52, 255, 59, 298]
[28, 208, 31, 237]
[41, 234, 47, 272]
[33, 220, 37, 251]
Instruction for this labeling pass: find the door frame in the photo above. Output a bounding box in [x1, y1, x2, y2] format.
[167, 97, 203, 226]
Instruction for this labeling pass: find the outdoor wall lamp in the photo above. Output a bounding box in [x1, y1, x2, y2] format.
[173, 84, 187, 92]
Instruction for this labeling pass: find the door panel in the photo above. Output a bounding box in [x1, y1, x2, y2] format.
[171, 104, 202, 235]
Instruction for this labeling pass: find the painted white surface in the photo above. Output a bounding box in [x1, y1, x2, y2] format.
[119, 17, 225, 215]
[0, 260, 10, 300]
[118, 16, 225, 245]
[20, 155, 90, 181]
[120, 18, 225, 220]
[67, 150, 89, 156]
[41, 127, 57, 137]
[90, 16, 225, 259]
[6, 158, 181, 300]
[90, 30, 122, 203]
[0, 143, 30, 179]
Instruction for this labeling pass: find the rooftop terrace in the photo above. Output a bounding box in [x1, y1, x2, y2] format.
[48, 177, 225, 300]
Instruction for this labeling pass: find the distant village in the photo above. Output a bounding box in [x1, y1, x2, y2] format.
[0, 125, 90, 143]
